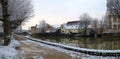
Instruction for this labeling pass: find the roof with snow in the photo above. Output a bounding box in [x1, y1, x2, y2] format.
[63, 20, 92, 29]
[66, 21, 84, 25]
[63, 21, 85, 29]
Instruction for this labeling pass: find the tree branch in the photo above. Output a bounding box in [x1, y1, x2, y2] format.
[0, 19, 3, 22]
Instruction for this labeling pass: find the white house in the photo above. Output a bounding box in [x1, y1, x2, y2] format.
[61, 20, 93, 35]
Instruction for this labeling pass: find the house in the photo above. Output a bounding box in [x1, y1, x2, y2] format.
[30, 25, 39, 34]
[30, 24, 57, 34]
[45, 26, 57, 33]
[60, 21, 92, 35]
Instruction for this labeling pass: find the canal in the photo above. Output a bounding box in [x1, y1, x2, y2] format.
[31, 35, 120, 50]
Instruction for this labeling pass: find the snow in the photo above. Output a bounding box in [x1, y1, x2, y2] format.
[33, 56, 43, 59]
[63, 24, 79, 29]
[8, 35, 21, 48]
[63, 22, 92, 30]
[9, 39, 21, 48]
[0, 36, 20, 59]
[0, 46, 18, 59]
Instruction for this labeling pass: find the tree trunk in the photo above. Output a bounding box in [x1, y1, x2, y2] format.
[3, 20, 11, 45]
[0, 0, 11, 45]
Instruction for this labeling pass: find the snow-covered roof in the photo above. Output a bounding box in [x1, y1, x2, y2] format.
[63, 24, 79, 29]
[52, 25, 61, 28]
[63, 20, 92, 29]
[45, 28, 57, 33]
[63, 21, 85, 29]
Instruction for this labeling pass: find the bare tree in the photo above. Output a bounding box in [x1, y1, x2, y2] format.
[0, 0, 33, 45]
[79, 13, 93, 35]
[107, 0, 120, 18]
[100, 16, 105, 33]
[92, 18, 99, 32]
[39, 20, 47, 33]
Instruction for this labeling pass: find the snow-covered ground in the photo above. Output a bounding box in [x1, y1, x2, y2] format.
[0, 39, 20, 59]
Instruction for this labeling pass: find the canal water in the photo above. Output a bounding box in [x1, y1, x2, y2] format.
[32, 36, 120, 50]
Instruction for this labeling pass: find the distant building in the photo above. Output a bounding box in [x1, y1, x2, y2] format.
[105, 12, 120, 33]
[60, 21, 92, 35]
[30, 25, 40, 34]
[30, 24, 57, 34]
[45, 26, 57, 33]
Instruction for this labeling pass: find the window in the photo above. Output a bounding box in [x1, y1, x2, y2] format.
[113, 16, 117, 22]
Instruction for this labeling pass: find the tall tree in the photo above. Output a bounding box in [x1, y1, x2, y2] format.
[0, 0, 33, 45]
[107, 0, 120, 18]
[92, 18, 99, 32]
[79, 13, 93, 35]
[100, 16, 105, 33]
[39, 20, 47, 33]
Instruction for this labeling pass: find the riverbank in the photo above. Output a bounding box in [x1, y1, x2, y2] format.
[31, 32, 120, 38]
[14, 35, 120, 59]
[25, 36, 120, 57]
[14, 35, 77, 59]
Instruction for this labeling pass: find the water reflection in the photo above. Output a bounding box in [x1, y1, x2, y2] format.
[32, 36, 120, 50]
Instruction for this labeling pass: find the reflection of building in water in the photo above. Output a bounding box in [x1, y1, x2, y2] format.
[60, 38, 79, 47]
[59, 37, 120, 50]
[34, 35, 120, 50]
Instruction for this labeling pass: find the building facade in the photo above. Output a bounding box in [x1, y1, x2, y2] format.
[60, 21, 92, 35]
[104, 0, 120, 33]
[105, 12, 119, 33]
[31, 26, 39, 34]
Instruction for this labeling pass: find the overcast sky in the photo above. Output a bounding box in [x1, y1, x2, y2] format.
[23, 0, 107, 30]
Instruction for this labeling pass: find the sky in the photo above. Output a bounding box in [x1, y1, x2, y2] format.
[22, 0, 107, 30]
